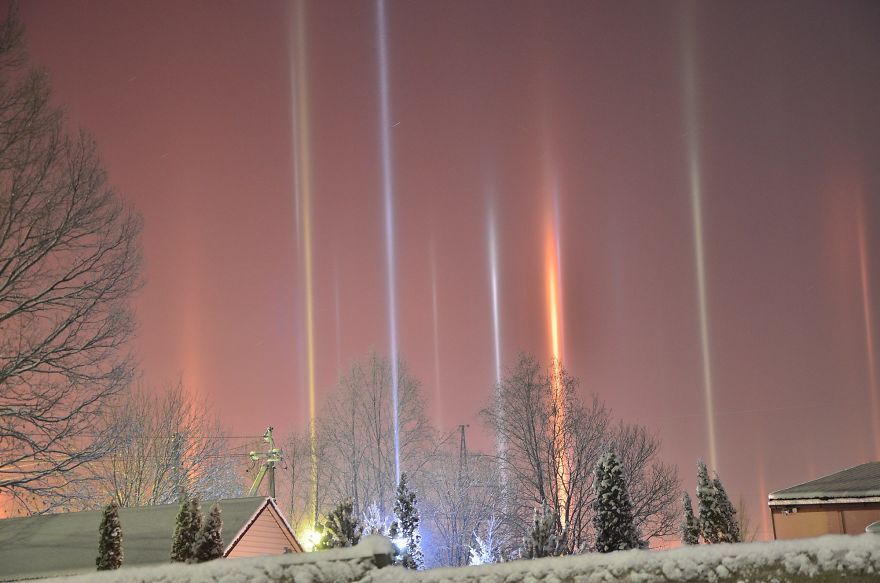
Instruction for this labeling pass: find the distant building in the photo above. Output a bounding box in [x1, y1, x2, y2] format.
[0, 496, 302, 581]
[769, 462, 880, 539]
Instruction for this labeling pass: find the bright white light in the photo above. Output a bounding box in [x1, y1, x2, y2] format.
[300, 528, 321, 552]
[392, 536, 409, 550]
[682, 4, 718, 471]
[376, 0, 401, 482]
[488, 200, 502, 388]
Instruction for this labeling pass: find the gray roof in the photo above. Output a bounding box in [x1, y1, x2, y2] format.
[769, 462, 880, 501]
[0, 497, 272, 581]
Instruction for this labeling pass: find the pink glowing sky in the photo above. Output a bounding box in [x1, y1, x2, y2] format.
[15, 1, 880, 538]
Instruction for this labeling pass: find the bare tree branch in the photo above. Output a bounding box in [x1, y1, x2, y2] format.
[0, 6, 142, 513]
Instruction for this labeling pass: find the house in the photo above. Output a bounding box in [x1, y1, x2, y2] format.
[0, 496, 302, 581]
[768, 461, 880, 539]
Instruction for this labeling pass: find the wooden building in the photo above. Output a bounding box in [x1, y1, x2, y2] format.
[769, 461, 880, 539]
[0, 496, 301, 581]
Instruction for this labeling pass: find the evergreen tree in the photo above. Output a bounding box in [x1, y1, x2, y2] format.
[170, 492, 195, 562]
[186, 495, 205, 562]
[192, 503, 224, 562]
[361, 502, 389, 536]
[522, 500, 566, 559]
[96, 500, 123, 570]
[592, 449, 639, 553]
[390, 473, 424, 570]
[696, 460, 725, 544]
[681, 491, 699, 545]
[171, 491, 193, 563]
[712, 474, 741, 543]
[317, 498, 362, 549]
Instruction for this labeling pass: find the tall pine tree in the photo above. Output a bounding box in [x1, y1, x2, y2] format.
[681, 491, 699, 545]
[317, 498, 362, 549]
[96, 500, 123, 570]
[592, 449, 639, 553]
[522, 500, 566, 558]
[712, 474, 741, 543]
[696, 460, 726, 544]
[390, 473, 424, 570]
[192, 503, 224, 562]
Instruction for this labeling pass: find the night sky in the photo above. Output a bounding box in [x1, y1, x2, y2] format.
[16, 0, 880, 539]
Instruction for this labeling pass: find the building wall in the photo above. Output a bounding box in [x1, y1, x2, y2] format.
[226, 505, 302, 557]
[771, 502, 880, 539]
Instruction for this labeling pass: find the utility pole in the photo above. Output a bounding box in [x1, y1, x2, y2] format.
[457, 424, 469, 566]
[248, 426, 283, 498]
[458, 424, 469, 482]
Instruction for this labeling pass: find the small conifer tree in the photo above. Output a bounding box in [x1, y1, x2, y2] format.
[192, 503, 224, 562]
[171, 492, 194, 562]
[681, 491, 699, 545]
[390, 473, 424, 569]
[522, 500, 566, 558]
[96, 500, 123, 570]
[317, 497, 362, 549]
[361, 501, 389, 536]
[592, 448, 639, 553]
[186, 495, 204, 563]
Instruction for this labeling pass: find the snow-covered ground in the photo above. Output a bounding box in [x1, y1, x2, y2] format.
[366, 535, 880, 583]
[45, 534, 879, 583]
[43, 535, 394, 583]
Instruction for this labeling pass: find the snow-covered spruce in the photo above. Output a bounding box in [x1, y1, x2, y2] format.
[192, 503, 224, 562]
[712, 474, 741, 543]
[696, 461, 739, 544]
[171, 493, 195, 562]
[522, 501, 566, 559]
[681, 491, 699, 545]
[318, 497, 363, 549]
[592, 448, 639, 553]
[96, 500, 123, 570]
[390, 473, 425, 570]
[696, 460, 723, 544]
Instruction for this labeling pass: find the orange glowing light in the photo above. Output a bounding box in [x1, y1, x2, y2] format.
[545, 208, 568, 525]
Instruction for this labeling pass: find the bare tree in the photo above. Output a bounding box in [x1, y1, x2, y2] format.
[316, 353, 434, 518]
[734, 495, 759, 542]
[422, 444, 504, 567]
[481, 355, 679, 552]
[612, 422, 680, 542]
[278, 426, 330, 534]
[482, 355, 604, 553]
[88, 384, 245, 508]
[0, 7, 142, 513]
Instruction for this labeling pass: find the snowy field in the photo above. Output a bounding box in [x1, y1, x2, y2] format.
[45, 534, 879, 583]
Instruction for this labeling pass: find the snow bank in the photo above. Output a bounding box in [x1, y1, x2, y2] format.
[43, 534, 880, 583]
[363, 535, 880, 583]
[43, 535, 393, 583]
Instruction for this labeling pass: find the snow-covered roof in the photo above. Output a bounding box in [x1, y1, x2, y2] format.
[768, 461, 880, 504]
[0, 496, 286, 581]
